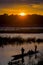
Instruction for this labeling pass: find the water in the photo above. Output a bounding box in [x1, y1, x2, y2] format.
[0, 33, 43, 65]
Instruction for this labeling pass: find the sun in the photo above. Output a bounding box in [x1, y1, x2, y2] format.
[19, 12, 26, 16]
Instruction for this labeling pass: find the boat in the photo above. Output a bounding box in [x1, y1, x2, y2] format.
[11, 50, 39, 61]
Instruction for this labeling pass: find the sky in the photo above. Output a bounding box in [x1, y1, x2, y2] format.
[0, 0, 43, 15]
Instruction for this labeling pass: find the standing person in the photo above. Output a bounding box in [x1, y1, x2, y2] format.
[35, 45, 37, 52]
[21, 48, 25, 63]
[21, 48, 25, 55]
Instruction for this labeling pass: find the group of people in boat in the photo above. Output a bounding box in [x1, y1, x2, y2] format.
[8, 45, 38, 65]
[21, 45, 37, 55]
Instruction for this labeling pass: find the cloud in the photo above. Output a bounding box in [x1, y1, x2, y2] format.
[0, 4, 43, 15]
[31, 4, 43, 10]
[0, 0, 43, 15]
[0, 0, 43, 4]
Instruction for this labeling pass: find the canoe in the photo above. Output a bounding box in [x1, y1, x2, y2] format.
[11, 51, 39, 61]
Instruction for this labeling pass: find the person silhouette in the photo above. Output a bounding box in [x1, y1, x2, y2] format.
[35, 45, 37, 52]
[21, 48, 25, 63]
[21, 48, 25, 55]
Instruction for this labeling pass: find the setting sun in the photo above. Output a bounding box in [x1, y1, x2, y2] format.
[19, 12, 26, 16]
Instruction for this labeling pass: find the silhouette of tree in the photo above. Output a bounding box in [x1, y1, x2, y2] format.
[0, 14, 43, 27]
[0, 36, 43, 47]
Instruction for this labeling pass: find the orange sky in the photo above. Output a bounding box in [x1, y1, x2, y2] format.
[0, 4, 43, 15]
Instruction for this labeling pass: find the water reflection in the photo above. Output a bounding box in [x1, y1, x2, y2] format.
[8, 60, 25, 65]
[0, 43, 43, 65]
[0, 34, 43, 65]
[8, 46, 39, 65]
[8, 54, 39, 65]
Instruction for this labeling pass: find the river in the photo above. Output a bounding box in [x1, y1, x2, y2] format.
[0, 33, 43, 65]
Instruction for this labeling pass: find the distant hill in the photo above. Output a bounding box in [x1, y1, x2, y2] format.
[0, 14, 43, 27]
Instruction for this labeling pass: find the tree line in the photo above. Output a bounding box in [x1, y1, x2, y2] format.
[0, 36, 43, 47]
[0, 14, 43, 27]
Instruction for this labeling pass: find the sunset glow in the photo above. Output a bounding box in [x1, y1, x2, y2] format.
[0, 4, 43, 15]
[19, 12, 26, 16]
